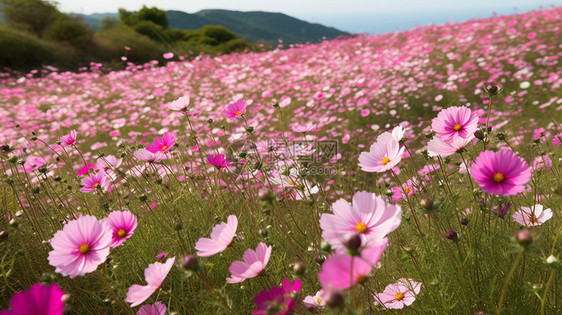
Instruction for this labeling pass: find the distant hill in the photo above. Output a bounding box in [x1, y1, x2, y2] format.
[82, 9, 349, 44]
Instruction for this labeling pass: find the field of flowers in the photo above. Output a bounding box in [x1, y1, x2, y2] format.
[1, 6, 561, 315]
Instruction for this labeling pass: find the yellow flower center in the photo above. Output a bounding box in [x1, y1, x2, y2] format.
[453, 124, 462, 131]
[235, 110, 242, 116]
[93, 183, 99, 188]
[381, 157, 391, 165]
[117, 229, 126, 237]
[79, 243, 90, 255]
[493, 172, 505, 183]
[288, 180, 295, 186]
[395, 292, 405, 301]
[316, 298, 322, 304]
[161, 145, 168, 151]
[404, 187, 411, 194]
[355, 222, 367, 233]
[530, 215, 538, 223]
[356, 274, 367, 284]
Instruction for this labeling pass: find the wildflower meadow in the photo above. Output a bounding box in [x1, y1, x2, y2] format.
[1, 6, 562, 315]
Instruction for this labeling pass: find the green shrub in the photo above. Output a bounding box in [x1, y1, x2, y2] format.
[93, 24, 166, 63]
[201, 25, 236, 44]
[43, 16, 92, 48]
[217, 38, 252, 54]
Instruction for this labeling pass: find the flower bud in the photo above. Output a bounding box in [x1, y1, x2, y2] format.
[344, 233, 362, 251]
[461, 218, 469, 226]
[324, 290, 345, 308]
[181, 254, 199, 271]
[420, 198, 434, 211]
[474, 130, 485, 140]
[445, 230, 458, 241]
[516, 229, 533, 247]
[292, 261, 306, 275]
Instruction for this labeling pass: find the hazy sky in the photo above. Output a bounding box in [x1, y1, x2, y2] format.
[56, 0, 562, 33]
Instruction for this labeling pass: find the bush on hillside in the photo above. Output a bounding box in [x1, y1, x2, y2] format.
[43, 16, 93, 48]
[93, 24, 166, 63]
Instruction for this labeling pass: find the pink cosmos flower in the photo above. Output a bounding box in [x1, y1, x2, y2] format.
[24, 156, 46, 172]
[303, 290, 326, 307]
[320, 191, 401, 250]
[134, 149, 166, 163]
[77, 162, 96, 176]
[195, 215, 238, 257]
[125, 257, 176, 307]
[392, 178, 419, 202]
[80, 171, 111, 193]
[227, 242, 272, 283]
[291, 123, 317, 133]
[319, 254, 372, 290]
[358, 138, 405, 173]
[95, 155, 122, 170]
[377, 126, 405, 143]
[253, 278, 301, 315]
[48, 215, 112, 278]
[470, 150, 531, 196]
[146, 132, 177, 153]
[137, 301, 166, 315]
[207, 154, 232, 170]
[427, 135, 474, 157]
[163, 52, 174, 59]
[105, 211, 138, 248]
[431, 106, 479, 142]
[59, 130, 77, 146]
[552, 133, 562, 146]
[0, 283, 66, 315]
[512, 204, 553, 226]
[374, 278, 422, 309]
[168, 95, 190, 111]
[223, 99, 248, 120]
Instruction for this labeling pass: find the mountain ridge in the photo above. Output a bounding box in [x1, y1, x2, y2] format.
[82, 9, 350, 44]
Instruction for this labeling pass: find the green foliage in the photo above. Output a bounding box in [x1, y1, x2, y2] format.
[43, 16, 93, 48]
[119, 6, 168, 30]
[0, 0, 59, 36]
[201, 25, 236, 44]
[217, 39, 252, 54]
[99, 16, 118, 31]
[132, 20, 166, 42]
[93, 24, 166, 63]
[0, 23, 79, 70]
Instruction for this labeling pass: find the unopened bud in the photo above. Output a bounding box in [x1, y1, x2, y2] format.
[420, 198, 434, 211]
[181, 254, 199, 271]
[324, 290, 345, 308]
[293, 261, 306, 275]
[445, 230, 458, 241]
[344, 233, 362, 251]
[516, 229, 533, 247]
[474, 130, 485, 140]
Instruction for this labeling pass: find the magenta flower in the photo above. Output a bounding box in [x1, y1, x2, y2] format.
[512, 204, 552, 226]
[146, 132, 177, 153]
[431, 106, 478, 142]
[291, 123, 317, 133]
[253, 278, 301, 315]
[80, 171, 111, 193]
[427, 135, 474, 157]
[227, 242, 272, 283]
[59, 130, 77, 146]
[358, 138, 405, 172]
[1, 283, 65, 315]
[195, 215, 238, 257]
[470, 150, 531, 196]
[105, 210, 138, 248]
[168, 95, 190, 111]
[137, 301, 166, 315]
[552, 133, 562, 146]
[207, 154, 232, 170]
[47, 215, 112, 278]
[77, 162, 96, 176]
[320, 191, 401, 250]
[125, 257, 176, 307]
[223, 99, 248, 120]
[134, 149, 166, 163]
[319, 254, 372, 290]
[374, 278, 422, 309]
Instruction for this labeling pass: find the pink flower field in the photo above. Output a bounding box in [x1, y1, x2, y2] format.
[0, 7, 561, 314]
